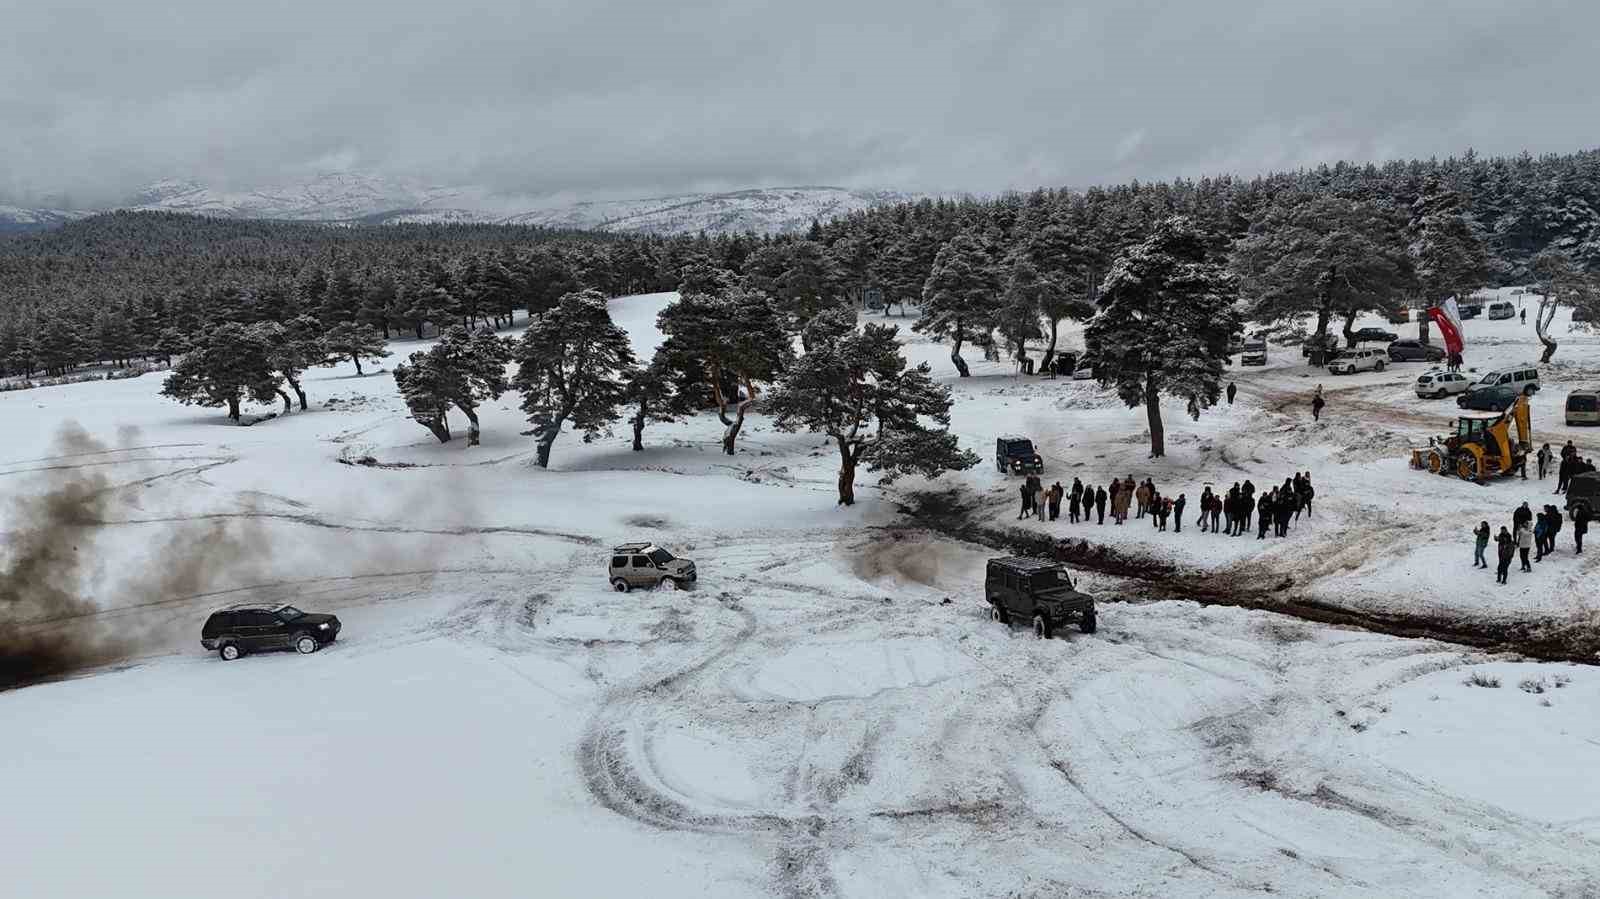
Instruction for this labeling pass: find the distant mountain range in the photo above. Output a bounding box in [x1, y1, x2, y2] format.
[0, 173, 919, 236]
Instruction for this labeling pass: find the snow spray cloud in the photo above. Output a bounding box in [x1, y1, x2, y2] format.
[0, 423, 266, 690]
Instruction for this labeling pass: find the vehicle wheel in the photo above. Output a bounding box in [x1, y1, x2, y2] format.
[1456, 455, 1478, 481]
[989, 605, 1003, 623]
[1079, 612, 1097, 634]
[659, 577, 679, 591]
[1032, 614, 1052, 639]
[219, 643, 241, 661]
[612, 578, 629, 593]
[1426, 450, 1445, 474]
[1374, 360, 1385, 372]
[294, 634, 320, 654]
[1434, 390, 1447, 399]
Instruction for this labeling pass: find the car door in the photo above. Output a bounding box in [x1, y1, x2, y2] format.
[238, 611, 278, 650]
[1007, 571, 1034, 619]
[629, 555, 657, 587]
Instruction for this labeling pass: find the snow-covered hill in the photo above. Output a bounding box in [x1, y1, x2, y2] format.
[1, 175, 920, 236]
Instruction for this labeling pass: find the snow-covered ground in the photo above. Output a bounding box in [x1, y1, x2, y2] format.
[3, 290, 1598, 897]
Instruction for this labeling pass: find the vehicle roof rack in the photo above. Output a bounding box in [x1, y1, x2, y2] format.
[613, 542, 654, 553]
[990, 556, 1062, 572]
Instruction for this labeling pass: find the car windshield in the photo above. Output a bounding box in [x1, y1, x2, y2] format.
[276, 605, 304, 621]
[1570, 396, 1599, 412]
[1030, 570, 1073, 591]
[647, 548, 675, 565]
[1006, 440, 1035, 456]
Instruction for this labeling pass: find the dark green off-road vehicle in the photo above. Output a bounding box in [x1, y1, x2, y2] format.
[985, 556, 1096, 638]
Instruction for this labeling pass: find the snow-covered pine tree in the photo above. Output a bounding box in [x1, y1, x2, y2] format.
[391, 326, 512, 445]
[767, 308, 977, 505]
[321, 322, 390, 376]
[1408, 177, 1491, 308]
[257, 315, 326, 410]
[917, 232, 1000, 377]
[624, 355, 689, 452]
[512, 289, 637, 468]
[1083, 216, 1240, 458]
[160, 321, 282, 422]
[1232, 194, 1413, 346]
[998, 256, 1045, 369]
[655, 285, 792, 455]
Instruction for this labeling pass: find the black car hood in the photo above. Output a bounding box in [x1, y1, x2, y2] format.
[293, 613, 338, 626]
[1034, 587, 1085, 603]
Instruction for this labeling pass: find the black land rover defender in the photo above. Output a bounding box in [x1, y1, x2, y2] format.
[985, 556, 1096, 638]
[996, 436, 1044, 475]
[201, 603, 341, 661]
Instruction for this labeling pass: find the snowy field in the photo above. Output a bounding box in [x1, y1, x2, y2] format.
[3, 290, 1599, 898]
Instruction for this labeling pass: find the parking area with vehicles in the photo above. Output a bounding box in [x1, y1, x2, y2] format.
[3, 288, 1599, 898]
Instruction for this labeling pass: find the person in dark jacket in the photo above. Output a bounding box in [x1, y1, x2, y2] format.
[1257, 492, 1273, 539]
[1537, 443, 1552, 480]
[1226, 381, 1237, 405]
[1473, 521, 1490, 568]
[1209, 493, 1222, 533]
[1513, 501, 1532, 536]
[1018, 483, 1031, 519]
[1495, 527, 1515, 584]
[1241, 481, 1256, 532]
[1197, 487, 1212, 532]
[1547, 504, 1563, 554]
[1095, 485, 1108, 525]
[1274, 493, 1293, 537]
[1069, 479, 1084, 523]
[1311, 392, 1326, 422]
[1534, 512, 1550, 562]
[1173, 493, 1186, 533]
[1576, 504, 1590, 554]
[1047, 482, 1063, 521]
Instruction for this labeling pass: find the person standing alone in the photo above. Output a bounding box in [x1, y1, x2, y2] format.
[1473, 521, 1490, 568]
[1576, 504, 1590, 554]
[1173, 493, 1186, 533]
[1311, 385, 1326, 422]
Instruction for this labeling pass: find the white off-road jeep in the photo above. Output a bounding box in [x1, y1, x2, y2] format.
[608, 543, 697, 591]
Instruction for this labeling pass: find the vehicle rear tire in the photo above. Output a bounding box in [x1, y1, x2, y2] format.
[660, 577, 679, 591]
[1032, 614, 1052, 639]
[1079, 612, 1097, 634]
[294, 634, 319, 655]
[219, 643, 241, 661]
[612, 578, 629, 593]
[1374, 360, 1386, 372]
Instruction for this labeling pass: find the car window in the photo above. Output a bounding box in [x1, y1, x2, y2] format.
[611, 556, 627, 569]
[242, 611, 277, 627]
[647, 548, 674, 565]
[631, 555, 652, 568]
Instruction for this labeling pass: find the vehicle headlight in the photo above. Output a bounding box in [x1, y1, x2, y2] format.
[318, 622, 331, 629]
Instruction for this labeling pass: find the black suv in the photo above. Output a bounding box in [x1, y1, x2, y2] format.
[985, 556, 1096, 637]
[996, 436, 1043, 475]
[201, 603, 341, 660]
[1350, 327, 1399, 344]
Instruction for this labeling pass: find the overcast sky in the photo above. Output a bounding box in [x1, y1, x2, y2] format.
[3, 0, 1596, 207]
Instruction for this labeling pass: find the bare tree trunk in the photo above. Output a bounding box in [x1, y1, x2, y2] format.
[1145, 376, 1165, 458]
[950, 321, 971, 377]
[1536, 294, 1559, 363]
[631, 398, 647, 451]
[227, 396, 241, 422]
[352, 354, 364, 376]
[837, 439, 857, 506]
[462, 405, 481, 446]
[720, 402, 749, 455]
[1341, 311, 1359, 348]
[276, 389, 292, 414]
[424, 417, 451, 443]
[286, 374, 308, 410]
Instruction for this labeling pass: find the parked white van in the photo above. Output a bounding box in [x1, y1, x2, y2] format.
[1487, 301, 1516, 320]
[1470, 365, 1540, 395]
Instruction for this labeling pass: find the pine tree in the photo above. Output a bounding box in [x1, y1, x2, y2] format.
[391, 326, 513, 445]
[160, 322, 282, 422]
[656, 285, 792, 455]
[1408, 178, 1491, 306]
[624, 355, 685, 452]
[512, 289, 638, 468]
[917, 232, 1001, 377]
[322, 322, 391, 375]
[257, 315, 326, 410]
[34, 315, 85, 376]
[773, 240, 847, 332]
[1082, 217, 1240, 458]
[767, 308, 978, 505]
[1232, 194, 1414, 346]
[997, 256, 1045, 368]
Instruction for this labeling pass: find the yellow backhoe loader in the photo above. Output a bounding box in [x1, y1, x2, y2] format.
[1409, 393, 1532, 482]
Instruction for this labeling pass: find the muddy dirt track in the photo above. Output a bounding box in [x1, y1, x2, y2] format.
[897, 489, 1600, 666]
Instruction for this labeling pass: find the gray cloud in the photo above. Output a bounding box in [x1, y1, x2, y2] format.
[3, 0, 1596, 207]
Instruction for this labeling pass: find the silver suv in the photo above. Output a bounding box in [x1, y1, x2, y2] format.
[609, 543, 696, 591]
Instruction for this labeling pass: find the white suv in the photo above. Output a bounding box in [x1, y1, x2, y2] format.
[1415, 369, 1469, 398]
[609, 543, 697, 591]
[1328, 348, 1387, 375]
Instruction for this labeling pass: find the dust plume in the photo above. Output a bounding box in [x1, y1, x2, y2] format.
[1, 423, 266, 690]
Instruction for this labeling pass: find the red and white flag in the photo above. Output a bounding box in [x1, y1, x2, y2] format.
[1426, 297, 1465, 356]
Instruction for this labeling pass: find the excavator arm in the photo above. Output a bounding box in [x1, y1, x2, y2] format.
[1512, 394, 1532, 451]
